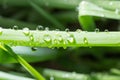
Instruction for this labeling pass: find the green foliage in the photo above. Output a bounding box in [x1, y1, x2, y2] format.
[0, 0, 120, 80]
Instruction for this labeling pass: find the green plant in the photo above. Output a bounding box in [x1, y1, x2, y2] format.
[0, 0, 120, 80]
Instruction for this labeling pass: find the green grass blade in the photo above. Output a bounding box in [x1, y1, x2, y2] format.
[0, 71, 34, 80]
[0, 44, 45, 80]
[28, 0, 64, 30]
[78, 1, 120, 31]
[0, 46, 60, 63]
[0, 29, 120, 47]
[0, 16, 37, 29]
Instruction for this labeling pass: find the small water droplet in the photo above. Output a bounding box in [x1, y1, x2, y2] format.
[76, 29, 82, 33]
[55, 29, 60, 31]
[63, 74, 69, 78]
[95, 28, 99, 33]
[0, 27, 3, 35]
[115, 8, 120, 14]
[58, 35, 63, 42]
[83, 37, 88, 44]
[13, 25, 18, 30]
[23, 27, 30, 36]
[45, 27, 49, 31]
[67, 35, 74, 43]
[54, 39, 59, 44]
[50, 76, 54, 80]
[29, 35, 34, 41]
[44, 34, 51, 42]
[31, 47, 37, 51]
[36, 25, 44, 30]
[65, 28, 69, 32]
[104, 29, 109, 32]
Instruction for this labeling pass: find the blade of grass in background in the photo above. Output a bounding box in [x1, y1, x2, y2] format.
[0, 0, 81, 9]
[0, 71, 34, 80]
[0, 44, 45, 80]
[28, 0, 65, 30]
[78, 1, 120, 31]
[0, 46, 60, 63]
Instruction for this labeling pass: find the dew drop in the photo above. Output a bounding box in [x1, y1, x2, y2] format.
[55, 29, 60, 31]
[31, 47, 37, 51]
[58, 35, 63, 42]
[83, 37, 88, 44]
[65, 28, 69, 32]
[67, 35, 74, 43]
[36, 25, 44, 30]
[63, 74, 69, 78]
[104, 29, 109, 33]
[95, 28, 99, 33]
[23, 27, 30, 36]
[44, 34, 51, 42]
[76, 29, 82, 33]
[29, 35, 34, 42]
[0, 27, 3, 35]
[13, 25, 18, 30]
[50, 76, 54, 80]
[45, 27, 49, 31]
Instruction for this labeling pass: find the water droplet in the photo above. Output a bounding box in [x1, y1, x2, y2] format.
[31, 47, 37, 51]
[67, 35, 74, 43]
[44, 34, 51, 42]
[54, 39, 59, 44]
[83, 37, 88, 44]
[36, 25, 44, 30]
[45, 27, 49, 31]
[13, 25, 18, 30]
[76, 29, 82, 33]
[115, 8, 120, 14]
[0, 27, 3, 35]
[63, 74, 69, 78]
[95, 28, 99, 33]
[50, 76, 54, 80]
[29, 35, 34, 42]
[55, 29, 60, 31]
[58, 35, 63, 42]
[104, 29, 109, 32]
[23, 27, 30, 36]
[65, 28, 69, 32]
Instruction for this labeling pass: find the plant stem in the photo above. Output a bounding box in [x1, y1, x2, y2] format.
[0, 29, 120, 47]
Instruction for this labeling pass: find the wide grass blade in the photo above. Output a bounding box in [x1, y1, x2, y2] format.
[0, 44, 45, 80]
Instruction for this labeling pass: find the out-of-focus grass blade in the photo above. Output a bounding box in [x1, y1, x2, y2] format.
[0, 44, 45, 80]
[78, 1, 120, 31]
[28, 0, 65, 30]
[0, 71, 34, 80]
[0, 46, 59, 63]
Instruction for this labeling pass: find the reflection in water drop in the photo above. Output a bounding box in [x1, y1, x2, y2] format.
[83, 37, 88, 44]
